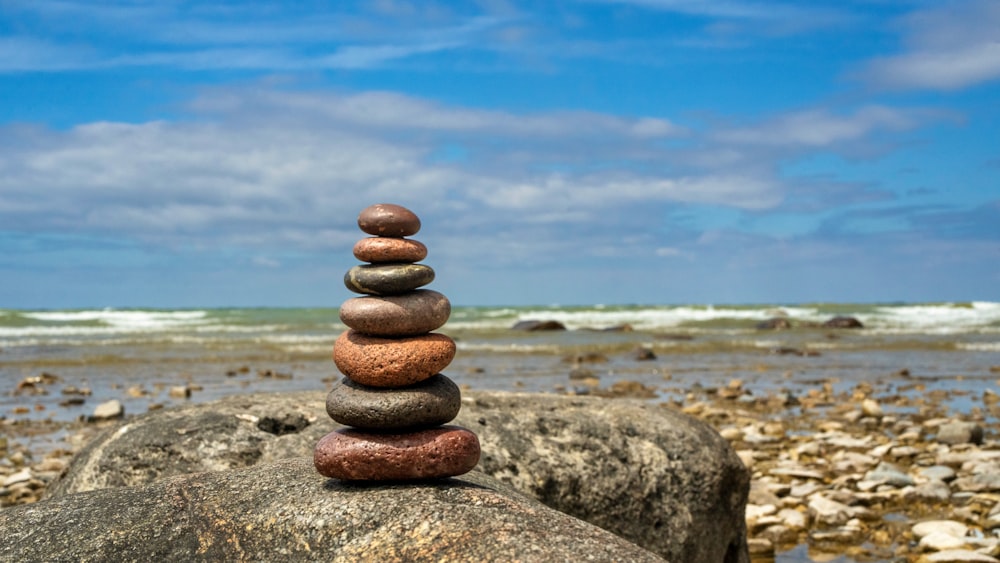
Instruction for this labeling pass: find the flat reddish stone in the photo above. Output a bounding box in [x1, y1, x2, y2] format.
[357, 204, 421, 237]
[314, 425, 480, 481]
[339, 290, 450, 337]
[333, 330, 456, 387]
[353, 237, 427, 264]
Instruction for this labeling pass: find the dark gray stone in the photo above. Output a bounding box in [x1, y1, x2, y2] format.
[4, 458, 663, 562]
[326, 374, 461, 430]
[344, 263, 434, 296]
[47, 390, 750, 563]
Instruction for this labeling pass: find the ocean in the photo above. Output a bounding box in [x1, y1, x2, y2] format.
[2, 302, 1000, 427]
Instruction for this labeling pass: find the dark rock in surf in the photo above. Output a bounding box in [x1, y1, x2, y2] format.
[511, 320, 566, 331]
[822, 316, 864, 329]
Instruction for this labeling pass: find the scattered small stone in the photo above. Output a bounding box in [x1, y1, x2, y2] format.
[920, 550, 1000, 563]
[861, 398, 884, 418]
[89, 400, 124, 421]
[631, 346, 656, 361]
[937, 421, 985, 445]
[3, 469, 32, 487]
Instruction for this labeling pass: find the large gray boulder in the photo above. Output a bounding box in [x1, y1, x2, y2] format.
[3, 458, 664, 562]
[48, 390, 749, 563]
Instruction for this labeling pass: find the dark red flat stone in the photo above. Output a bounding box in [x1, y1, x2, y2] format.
[353, 237, 427, 264]
[357, 204, 421, 237]
[314, 425, 481, 481]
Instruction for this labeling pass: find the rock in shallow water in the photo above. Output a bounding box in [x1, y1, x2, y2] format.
[339, 290, 450, 337]
[314, 425, 480, 481]
[333, 330, 456, 387]
[344, 263, 435, 295]
[326, 374, 461, 430]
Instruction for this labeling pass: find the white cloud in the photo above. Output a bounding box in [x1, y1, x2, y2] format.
[1, 2, 513, 72]
[865, 42, 1000, 91]
[587, 0, 819, 21]
[655, 246, 681, 256]
[191, 89, 685, 139]
[0, 87, 775, 262]
[861, 0, 1000, 90]
[714, 106, 920, 147]
[0, 86, 945, 272]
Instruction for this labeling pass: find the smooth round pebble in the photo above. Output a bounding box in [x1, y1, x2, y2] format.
[344, 264, 434, 296]
[353, 237, 427, 264]
[333, 330, 456, 387]
[314, 425, 481, 481]
[326, 374, 461, 430]
[339, 290, 450, 337]
[357, 203, 421, 237]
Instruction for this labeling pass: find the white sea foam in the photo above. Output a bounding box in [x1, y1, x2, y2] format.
[863, 302, 1000, 333]
[956, 342, 1000, 352]
[506, 305, 824, 331]
[456, 342, 563, 354]
[23, 309, 209, 328]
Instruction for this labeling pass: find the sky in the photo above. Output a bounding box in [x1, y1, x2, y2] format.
[1, 0, 998, 308]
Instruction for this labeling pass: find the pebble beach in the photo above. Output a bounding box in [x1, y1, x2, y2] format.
[3, 301, 1000, 562]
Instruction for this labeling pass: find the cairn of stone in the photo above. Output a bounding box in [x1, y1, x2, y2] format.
[314, 203, 481, 481]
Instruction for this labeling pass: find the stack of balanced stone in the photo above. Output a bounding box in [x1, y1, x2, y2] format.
[314, 203, 481, 481]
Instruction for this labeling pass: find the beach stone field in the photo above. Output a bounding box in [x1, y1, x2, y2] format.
[5, 366, 1000, 562]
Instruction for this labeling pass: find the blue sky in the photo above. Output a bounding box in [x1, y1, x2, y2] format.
[1, 0, 998, 308]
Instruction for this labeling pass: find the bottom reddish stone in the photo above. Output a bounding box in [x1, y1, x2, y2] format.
[314, 425, 481, 481]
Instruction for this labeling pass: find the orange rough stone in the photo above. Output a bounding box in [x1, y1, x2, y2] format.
[333, 330, 456, 387]
[314, 425, 481, 480]
[353, 237, 428, 264]
[357, 203, 420, 237]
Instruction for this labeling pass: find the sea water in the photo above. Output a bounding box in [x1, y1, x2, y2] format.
[2, 302, 999, 423]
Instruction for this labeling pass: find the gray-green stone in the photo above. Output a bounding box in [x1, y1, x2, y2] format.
[344, 263, 434, 295]
[326, 374, 461, 430]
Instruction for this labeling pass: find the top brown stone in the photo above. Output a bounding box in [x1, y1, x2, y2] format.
[358, 204, 421, 237]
